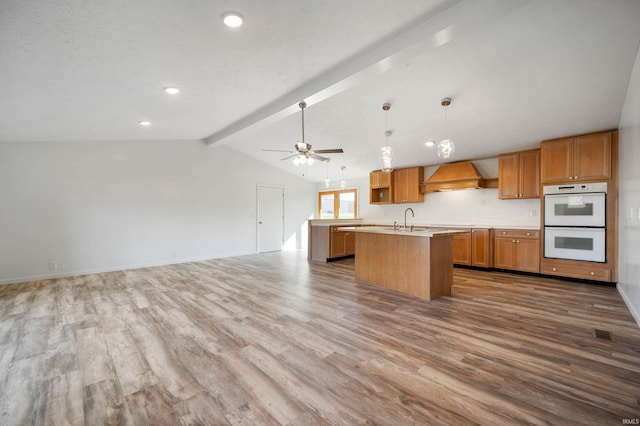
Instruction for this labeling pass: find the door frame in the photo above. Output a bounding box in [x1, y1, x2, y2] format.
[256, 184, 285, 253]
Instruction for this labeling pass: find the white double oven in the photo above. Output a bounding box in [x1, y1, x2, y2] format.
[543, 182, 607, 263]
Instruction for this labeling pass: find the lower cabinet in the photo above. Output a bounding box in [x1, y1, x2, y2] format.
[453, 228, 491, 267]
[330, 227, 356, 258]
[310, 225, 358, 262]
[540, 262, 611, 282]
[493, 229, 540, 273]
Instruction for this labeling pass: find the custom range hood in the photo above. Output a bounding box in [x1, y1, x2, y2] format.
[421, 162, 487, 192]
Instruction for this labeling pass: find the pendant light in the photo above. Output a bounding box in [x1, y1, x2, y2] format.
[340, 166, 347, 190]
[324, 160, 331, 188]
[437, 97, 455, 160]
[379, 103, 393, 173]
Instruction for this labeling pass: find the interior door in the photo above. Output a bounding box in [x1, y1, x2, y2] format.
[257, 185, 284, 253]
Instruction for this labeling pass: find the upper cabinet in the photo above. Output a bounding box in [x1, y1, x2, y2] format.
[541, 131, 613, 183]
[369, 170, 393, 204]
[498, 149, 540, 199]
[393, 166, 425, 204]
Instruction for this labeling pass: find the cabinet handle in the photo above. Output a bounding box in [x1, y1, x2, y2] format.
[590, 272, 595, 276]
[569, 176, 573, 180]
[574, 176, 579, 179]
[526, 232, 531, 236]
[516, 240, 520, 243]
[512, 240, 516, 243]
[552, 267, 557, 271]
[502, 232, 506, 235]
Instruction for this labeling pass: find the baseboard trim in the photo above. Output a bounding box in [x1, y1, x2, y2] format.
[0, 251, 258, 285]
[617, 284, 640, 328]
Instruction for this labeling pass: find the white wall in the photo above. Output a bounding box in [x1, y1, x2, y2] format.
[0, 140, 317, 284]
[324, 158, 540, 227]
[618, 45, 640, 325]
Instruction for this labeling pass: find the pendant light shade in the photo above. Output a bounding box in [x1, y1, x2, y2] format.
[437, 138, 455, 159]
[437, 97, 455, 160]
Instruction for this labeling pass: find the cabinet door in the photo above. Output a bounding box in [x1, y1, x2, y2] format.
[330, 231, 347, 258]
[541, 138, 573, 183]
[471, 229, 491, 267]
[392, 169, 407, 203]
[453, 232, 471, 265]
[519, 150, 540, 198]
[498, 153, 520, 199]
[573, 132, 611, 181]
[516, 239, 540, 273]
[370, 170, 392, 189]
[493, 238, 516, 270]
[393, 167, 424, 203]
[370, 171, 380, 188]
[346, 232, 356, 255]
[404, 167, 424, 203]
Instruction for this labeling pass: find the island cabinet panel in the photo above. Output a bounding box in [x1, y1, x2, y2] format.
[369, 170, 393, 204]
[393, 166, 424, 204]
[499, 149, 540, 199]
[541, 131, 612, 183]
[354, 232, 453, 301]
[493, 229, 540, 273]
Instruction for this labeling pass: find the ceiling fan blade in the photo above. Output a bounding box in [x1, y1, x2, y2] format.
[309, 153, 330, 162]
[263, 149, 294, 153]
[313, 148, 344, 154]
[280, 154, 298, 161]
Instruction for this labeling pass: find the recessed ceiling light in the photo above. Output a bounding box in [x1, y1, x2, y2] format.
[222, 11, 243, 28]
[138, 120, 151, 126]
[164, 87, 180, 95]
[425, 140, 435, 147]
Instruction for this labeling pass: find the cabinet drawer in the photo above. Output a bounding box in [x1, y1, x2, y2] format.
[493, 229, 539, 239]
[541, 263, 611, 281]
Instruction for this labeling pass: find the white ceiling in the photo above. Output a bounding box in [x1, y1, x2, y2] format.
[2, 0, 640, 182]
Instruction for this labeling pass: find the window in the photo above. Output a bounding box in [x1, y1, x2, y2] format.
[318, 189, 358, 219]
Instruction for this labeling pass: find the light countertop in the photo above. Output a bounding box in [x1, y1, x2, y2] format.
[338, 225, 467, 238]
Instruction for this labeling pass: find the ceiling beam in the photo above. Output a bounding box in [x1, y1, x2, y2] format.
[203, 0, 533, 146]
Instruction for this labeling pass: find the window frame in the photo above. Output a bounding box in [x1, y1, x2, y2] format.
[317, 188, 358, 219]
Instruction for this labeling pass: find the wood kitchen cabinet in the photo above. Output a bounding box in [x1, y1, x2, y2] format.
[541, 131, 613, 183]
[330, 226, 356, 258]
[453, 228, 491, 267]
[493, 229, 540, 273]
[453, 231, 471, 265]
[309, 224, 358, 261]
[369, 170, 393, 204]
[393, 166, 425, 204]
[498, 149, 540, 199]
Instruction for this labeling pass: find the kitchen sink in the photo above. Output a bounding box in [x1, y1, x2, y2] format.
[382, 227, 428, 232]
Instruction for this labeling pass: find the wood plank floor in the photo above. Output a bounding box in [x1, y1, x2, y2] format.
[1, 251, 639, 425]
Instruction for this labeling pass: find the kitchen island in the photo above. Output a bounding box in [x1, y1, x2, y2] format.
[343, 226, 462, 301]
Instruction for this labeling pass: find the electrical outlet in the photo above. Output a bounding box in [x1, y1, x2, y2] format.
[48, 261, 58, 270]
[529, 209, 537, 217]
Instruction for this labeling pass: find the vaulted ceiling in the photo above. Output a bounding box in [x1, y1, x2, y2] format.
[2, 0, 640, 181]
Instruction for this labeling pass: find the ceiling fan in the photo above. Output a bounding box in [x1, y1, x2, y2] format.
[263, 101, 343, 165]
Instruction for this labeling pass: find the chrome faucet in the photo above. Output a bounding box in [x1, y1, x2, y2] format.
[404, 207, 414, 229]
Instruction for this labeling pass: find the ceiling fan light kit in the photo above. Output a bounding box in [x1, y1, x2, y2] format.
[262, 101, 344, 167]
